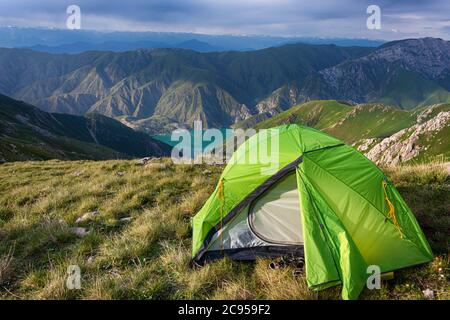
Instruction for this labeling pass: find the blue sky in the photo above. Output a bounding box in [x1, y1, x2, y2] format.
[0, 0, 449, 39]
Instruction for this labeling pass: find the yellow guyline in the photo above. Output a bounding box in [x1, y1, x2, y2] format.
[217, 179, 225, 250]
[382, 180, 404, 238]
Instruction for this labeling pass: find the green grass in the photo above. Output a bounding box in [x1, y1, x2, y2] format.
[0, 159, 448, 299]
[0, 94, 170, 162]
[254, 100, 352, 131]
[254, 100, 417, 143]
[326, 104, 415, 142]
[377, 69, 450, 109]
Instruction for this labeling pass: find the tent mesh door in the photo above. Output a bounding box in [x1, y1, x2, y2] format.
[248, 173, 303, 245]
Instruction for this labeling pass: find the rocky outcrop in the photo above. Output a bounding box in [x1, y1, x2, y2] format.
[256, 84, 303, 116]
[359, 110, 450, 165]
[302, 38, 450, 108]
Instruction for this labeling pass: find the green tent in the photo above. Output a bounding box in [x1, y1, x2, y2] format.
[192, 125, 433, 299]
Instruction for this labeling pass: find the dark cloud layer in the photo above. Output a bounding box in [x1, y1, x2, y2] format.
[0, 0, 448, 39]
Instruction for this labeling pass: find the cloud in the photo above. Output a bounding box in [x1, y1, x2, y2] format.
[0, 0, 448, 39]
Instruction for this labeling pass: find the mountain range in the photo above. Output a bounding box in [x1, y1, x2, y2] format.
[25, 39, 221, 54]
[0, 37, 448, 133]
[0, 43, 371, 129]
[0, 27, 384, 51]
[0, 94, 170, 162]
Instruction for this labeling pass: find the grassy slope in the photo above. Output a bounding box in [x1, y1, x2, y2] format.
[377, 69, 450, 109]
[0, 159, 448, 300]
[254, 100, 416, 143]
[232, 112, 272, 130]
[351, 103, 450, 164]
[325, 104, 415, 142]
[0, 135, 121, 163]
[254, 100, 352, 130]
[415, 125, 450, 162]
[0, 95, 122, 161]
[410, 104, 450, 163]
[0, 94, 171, 161]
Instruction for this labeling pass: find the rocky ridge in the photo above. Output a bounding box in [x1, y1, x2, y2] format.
[357, 105, 450, 165]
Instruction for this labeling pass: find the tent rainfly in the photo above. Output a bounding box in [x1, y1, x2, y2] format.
[192, 125, 433, 299]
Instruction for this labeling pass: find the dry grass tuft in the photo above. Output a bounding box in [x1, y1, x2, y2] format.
[0, 245, 15, 285]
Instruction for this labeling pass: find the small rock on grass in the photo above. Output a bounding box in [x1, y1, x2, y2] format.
[117, 171, 125, 177]
[76, 211, 99, 223]
[74, 170, 85, 177]
[422, 288, 435, 299]
[202, 169, 212, 175]
[119, 217, 132, 222]
[137, 157, 152, 165]
[137, 157, 162, 166]
[71, 227, 90, 237]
